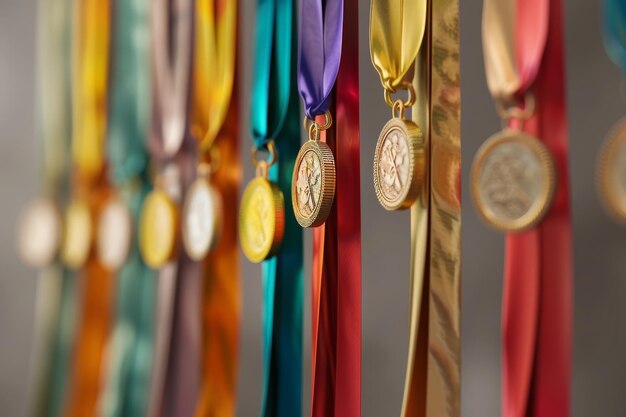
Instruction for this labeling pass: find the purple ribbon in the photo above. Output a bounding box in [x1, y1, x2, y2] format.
[298, 0, 344, 119]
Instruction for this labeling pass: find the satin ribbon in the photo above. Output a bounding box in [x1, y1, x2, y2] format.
[369, 0, 427, 91]
[250, 0, 303, 414]
[98, 0, 155, 414]
[190, 0, 241, 415]
[516, 1, 572, 415]
[297, 0, 343, 119]
[30, 0, 75, 416]
[483, 0, 572, 416]
[310, 0, 361, 415]
[603, 0, 626, 73]
[65, 0, 114, 415]
[145, 0, 195, 415]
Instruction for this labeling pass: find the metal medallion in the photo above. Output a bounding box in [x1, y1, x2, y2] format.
[139, 189, 179, 268]
[292, 140, 336, 227]
[182, 177, 222, 261]
[239, 177, 284, 263]
[17, 197, 62, 268]
[471, 129, 555, 232]
[373, 117, 425, 210]
[97, 196, 132, 270]
[61, 198, 93, 269]
[598, 117, 626, 222]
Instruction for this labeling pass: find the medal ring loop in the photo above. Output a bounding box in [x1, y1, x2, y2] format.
[391, 100, 406, 119]
[198, 146, 221, 177]
[303, 110, 333, 133]
[384, 82, 416, 109]
[251, 139, 278, 173]
[496, 93, 536, 123]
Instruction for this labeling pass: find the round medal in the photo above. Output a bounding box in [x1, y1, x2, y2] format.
[139, 189, 179, 268]
[239, 177, 284, 263]
[17, 198, 62, 268]
[61, 198, 93, 269]
[598, 117, 626, 221]
[97, 197, 132, 270]
[373, 117, 425, 210]
[471, 130, 555, 232]
[182, 177, 222, 261]
[292, 140, 336, 227]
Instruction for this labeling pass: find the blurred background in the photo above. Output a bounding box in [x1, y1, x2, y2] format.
[1, 0, 625, 416]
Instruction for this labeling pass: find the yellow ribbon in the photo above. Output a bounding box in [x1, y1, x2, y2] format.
[370, 0, 428, 91]
[71, 0, 109, 179]
[192, 0, 237, 154]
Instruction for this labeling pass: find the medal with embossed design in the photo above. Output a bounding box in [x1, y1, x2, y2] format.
[471, 129, 555, 232]
[182, 162, 222, 261]
[17, 198, 63, 268]
[240, 141, 285, 263]
[598, 117, 626, 221]
[373, 91, 425, 211]
[292, 112, 336, 227]
[97, 195, 132, 270]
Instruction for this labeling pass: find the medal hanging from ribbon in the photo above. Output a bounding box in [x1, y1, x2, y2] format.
[598, 0, 626, 220]
[240, 0, 303, 414]
[143, 0, 195, 415]
[298, 0, 362, 416]
[20, 0, 75, 416]
[97, 0, 155, 416]
[474, 0, 572, 415]
[370, 0, 461, 414]
[64, 0, 115, 416]
[190, 0, 242, 415]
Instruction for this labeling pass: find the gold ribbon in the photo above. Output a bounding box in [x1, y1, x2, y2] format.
[192, 0, 237, 154]
[370, 0, 427, 91]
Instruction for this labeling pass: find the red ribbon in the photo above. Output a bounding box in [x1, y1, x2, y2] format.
[311, 0, 361, 414]
[504, 0, 572, 416]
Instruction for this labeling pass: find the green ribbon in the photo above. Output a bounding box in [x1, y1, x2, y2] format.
[252, 0, 303, 415]
[32, 0, 75, 416]
[100, 0, 154, 415]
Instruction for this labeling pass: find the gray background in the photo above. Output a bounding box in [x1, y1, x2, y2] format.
[1, 0, 624, 416]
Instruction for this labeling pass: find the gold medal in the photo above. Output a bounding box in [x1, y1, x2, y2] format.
[17, 197, 62, 268]
[97, 196, 132, 271]
[373, 99, 425, 210]
[182, 173, 222, 261]
[139, 187, 179, 268]
[61, 198, 93, 269]
[598, 117, 626, 221]
[240, 141, 284, 263]
[471, 129, 555, 232]
[292, 112, 336, 227]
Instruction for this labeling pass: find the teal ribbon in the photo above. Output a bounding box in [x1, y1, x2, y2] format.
[101, 0, 155, 416]
[604, 0, 626, 76]
[252, 0, 303, 416]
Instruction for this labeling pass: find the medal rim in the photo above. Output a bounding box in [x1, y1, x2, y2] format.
[18, 197, 63, 268]
[138, 189, 179, 268]
[470, 129, 556, 232]
[291, 140, 336, 228]
[61, 198, 93, 270]
[598, 117, 626, 223]
[239, 177, 285, 263]
[96, 196, 133, 271]
[182, 177, 222, 261]
[373, 117, 425, 211]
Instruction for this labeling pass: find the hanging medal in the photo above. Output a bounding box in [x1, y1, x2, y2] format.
[184, 0, 236, 262]
[138, 0, 193, 268]
[97, 0, 156, 415]
[370, 0, 427, 211]
[471, 0, 556, 232]
[477, 0, 573, 415]
[598, 0, 626, 221]
[244, 0, 304, 414]
[292, 0, 343, 228]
